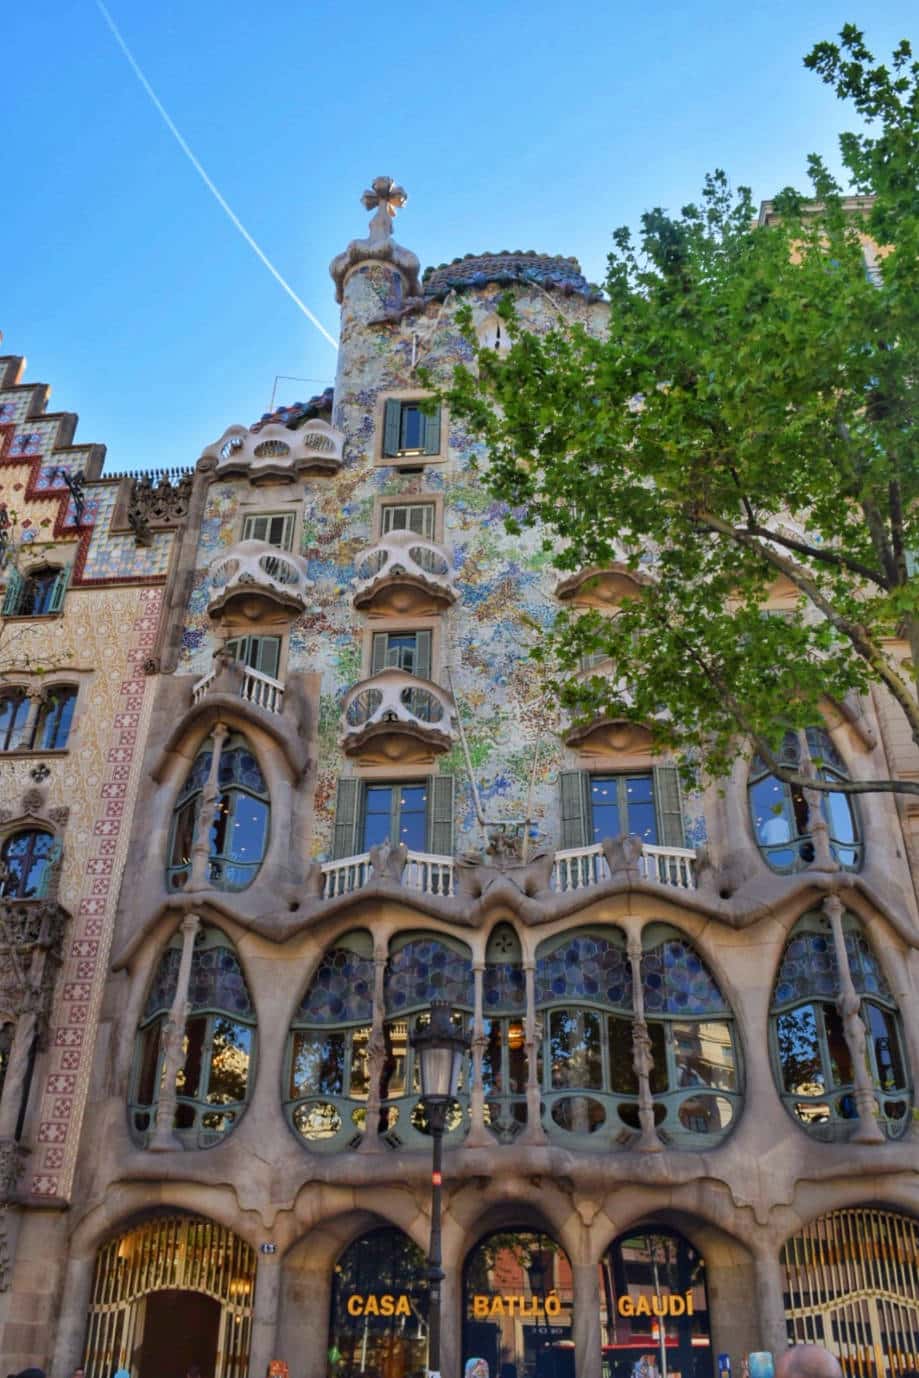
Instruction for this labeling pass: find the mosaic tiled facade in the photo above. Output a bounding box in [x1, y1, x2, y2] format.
[6, 187, 919, 1378]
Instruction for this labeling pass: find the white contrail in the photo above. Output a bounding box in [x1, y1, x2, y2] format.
[95, 0, 339, 352]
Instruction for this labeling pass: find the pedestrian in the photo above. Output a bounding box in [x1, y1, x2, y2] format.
[774, 1348, 842, 1378]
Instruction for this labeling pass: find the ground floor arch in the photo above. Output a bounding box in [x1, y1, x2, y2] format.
[462, 1228, 576, 1378]
[82, 1213, 256, 1378]
[327, 1224, 430, 1378]
[782, 1205, 919, 1375]
[600, 1226, 713, 1378]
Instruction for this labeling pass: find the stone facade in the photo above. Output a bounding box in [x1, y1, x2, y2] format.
[4, 188, 919, 1378]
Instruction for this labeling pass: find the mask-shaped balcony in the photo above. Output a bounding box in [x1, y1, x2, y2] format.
[207, 540, 313, 619]
[352, 532, 456, 616]
[201, 419, 345, 480]
[340, 669, 455, 763]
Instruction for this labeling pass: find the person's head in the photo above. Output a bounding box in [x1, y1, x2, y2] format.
[775, 1347, 843, 1378]
[187, 1367, 202, 1378]
[71, 1368, 85, 1378]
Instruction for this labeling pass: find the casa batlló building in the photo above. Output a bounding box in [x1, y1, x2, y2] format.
[2, 183, 919, 1378]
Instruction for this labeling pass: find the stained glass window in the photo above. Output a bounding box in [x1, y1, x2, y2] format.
[384, 937, 473, 1013]
[296, 943, 375, 1026]
[641, 939, 728, 1016]
[130, 925, 256, 1149]
[167, 733, 269, 891]
[535, 932, 632, 1010]
[770, 914, 909, 1139]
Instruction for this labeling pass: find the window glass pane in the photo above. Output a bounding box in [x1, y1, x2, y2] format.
[624, 774, 657, 843]
[135, 1024, 162, 1106]
[648, 1021, 668, 1094]
[673, 1020, 736, 1091]
[37, 687, 77, 749]
[482, 1019, 502, 1097]
[0, 830, 55, 898]
[169, 798, 198, 877]
[607, 1014, 638, 1094]
[384, 632, 419, 672]
[397, 784, 427, 850]
[548, 1008, 602, 1089]
[381, 1020, 407, 1096]
[865, 1003, 906, 1091]
[750, 775, 795, 846]
[289, 1031, 345, 1097]
[400, 404, 423, 450]
[22, 571, 58, 615]
[776, 1005, 824, 1094]
[0, 694, 30, 750]
[207, 1018, 251, 1104]
[178, 1016, 206, 1099]
[362, 784, 393, 850]
[348, 1027, 371, 1098]
[589, 776, 621, 842]
[223, 795, 269, 863]
[824, 1003, 854, 1086]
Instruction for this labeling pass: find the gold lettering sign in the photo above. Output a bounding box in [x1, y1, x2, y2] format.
[346, 1294, 412, 1317]
[617, 1291, 694, 1318]
[471, 1292, 563, 1319]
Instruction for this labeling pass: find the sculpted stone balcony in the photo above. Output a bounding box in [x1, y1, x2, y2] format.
[340, 669, 455, 763]
[201, 419, 345, 481]
[193, 661, 285, 715]
[352, 532, 456, 616]
[207, 540, 313, 619]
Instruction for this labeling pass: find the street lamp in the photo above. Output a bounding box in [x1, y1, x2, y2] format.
[411, 999, 471, 1378]
[527, 1248, 548, 1361]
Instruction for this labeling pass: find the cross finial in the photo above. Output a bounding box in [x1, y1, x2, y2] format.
[361, 176, 407, 245]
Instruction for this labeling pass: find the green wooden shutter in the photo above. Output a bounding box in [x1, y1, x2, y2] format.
[2, 568, 23, 616]
[371, 633, 388, 676]
[427, 775, 455, 856]
[560, 770, 590, 849]
[652, 765, 684, 848]
[414, 630, 432, 679]
[48, 566, 70, 614]
[421, 405, 441, 456]
[332, 778, 361, 859]
[383, 400, 402, 457]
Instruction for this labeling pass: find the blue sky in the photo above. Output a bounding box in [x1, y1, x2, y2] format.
[3, 2, 915, 474]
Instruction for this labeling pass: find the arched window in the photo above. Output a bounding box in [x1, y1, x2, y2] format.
[535, 927, 635, 1140]
[749, 727, 860, 872]
[33, 685, 78, 750]
[130, 925, 256, 1147]
[285, 930, 375, 1151]
[166, 732, 269, 891]
[329, 1227, 429, 1376]
[0, 829, 58, 898]
[770, 912, 910, 1139]
[0, 691, 30, 751]
[640, 925, 741, 1142]
[382, 932, 473, 1145]
[535, 926, 740, 1146]
[482, 924, 528, 1141]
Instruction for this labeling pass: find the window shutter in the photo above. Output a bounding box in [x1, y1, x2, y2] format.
[653, 765, 684, 848]
[427, 775, 454, 856]
[371, 633, 388, 676]
[410, 504, 433, 537]
[48, 566, 70, 614]
[421, 405, 441, 456]
[255, 637, 281, 679]
[383, 400, 402, 457]
[560, 770, 589, 849]
[332, 779, 361, 859]
[2, 569, 23, 616]
[414, 630, 432, 680]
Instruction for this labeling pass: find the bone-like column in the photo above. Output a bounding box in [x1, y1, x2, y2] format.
[628, 933, 663, 1153]
[824, 893, 884, 1143]
[148, 912, 201, 1151]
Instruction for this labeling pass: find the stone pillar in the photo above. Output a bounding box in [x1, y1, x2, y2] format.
[359, 942, 388, 1153]
[189, 722, 229, 888]
[466, 961, 489, 1147]
[248, 1249, 281, 1378]
[627, 934, 662, 1152]
[521, 960, 546, 1144]
[277, 1259, 332, 1378]
[50, 1253, 95, 1378]
[440, 1241, 463, 1378]
[0, 1012, 37, 1139]
[754, 1246, 789, 1357]
[149, 912, 200, 1151]
[824, 894, 884, 1143]
[705, 1248, 762, 1361]
[572, 1261, 601, 1378]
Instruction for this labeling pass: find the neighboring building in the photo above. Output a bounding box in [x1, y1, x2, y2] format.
[6, 183, 919, 1378]
[0, 350, 187, 1367]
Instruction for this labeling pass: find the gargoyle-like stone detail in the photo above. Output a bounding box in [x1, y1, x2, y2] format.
[0, 900, 68, 1028]
[21, 788, 45, 816]
[369, 838, 408, 883]
[0, 1139, 26, 1204]
[341, 669, 455, 762]
[353, 532, 456, 616]
[128, 471, 193, 547]
[201, 420, 345, 480]
[329, 176, 421, 303]
[207, 540, 314, 619]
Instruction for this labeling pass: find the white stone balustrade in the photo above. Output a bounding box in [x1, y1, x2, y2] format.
[552, 841, 696, 892]
[207, 540, 313, 617]
[201, 419, 345, 479]
[192, 664, 286, 715]
[320, 849, 455, 900]
[340, 669, 455, 750]
[352, 532, 455, 610]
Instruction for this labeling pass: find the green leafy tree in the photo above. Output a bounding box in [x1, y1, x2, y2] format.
[441, 26, 919, 799]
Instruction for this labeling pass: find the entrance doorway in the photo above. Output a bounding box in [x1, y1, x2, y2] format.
[463, 1230, 575, 1378]
[599, 1228, 712, 1378]
[139, 1291, 220, 1378]
[327, 1225, 429, 1377]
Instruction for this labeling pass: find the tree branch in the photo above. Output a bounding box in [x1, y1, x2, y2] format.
[743, 522, 887, 588]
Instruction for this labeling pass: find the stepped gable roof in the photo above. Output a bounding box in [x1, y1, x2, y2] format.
[251, 386, 334, 433]
[422, 251, 603, 302]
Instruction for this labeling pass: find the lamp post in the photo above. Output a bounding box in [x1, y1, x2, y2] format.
[411, 999, 471, 1378]
[527, 1248, 548, 1364]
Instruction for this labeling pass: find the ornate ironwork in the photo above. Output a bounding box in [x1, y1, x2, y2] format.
[52, 467, 86, 526]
